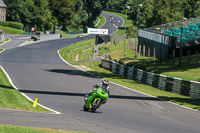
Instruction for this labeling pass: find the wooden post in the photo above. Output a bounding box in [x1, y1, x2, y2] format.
[135, 44, 137, 58]
[139, 45, 141, 56]
[143, 45, 146, 57]
[124, 37, 126, 56]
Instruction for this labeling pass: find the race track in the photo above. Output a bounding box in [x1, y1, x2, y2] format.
[0, 13, 199, 133]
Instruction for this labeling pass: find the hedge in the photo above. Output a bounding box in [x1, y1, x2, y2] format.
[0, 21, 24, 29]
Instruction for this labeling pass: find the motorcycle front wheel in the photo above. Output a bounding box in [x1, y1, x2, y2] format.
[91, 99, 101, 112]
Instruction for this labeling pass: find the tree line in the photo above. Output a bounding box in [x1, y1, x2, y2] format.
[106, 0, 200, 28]
[4, 0, 200, 32]
[4, 0, 108, 31]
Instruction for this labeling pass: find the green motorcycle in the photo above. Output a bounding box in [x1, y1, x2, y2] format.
[83, 87, 109, 112]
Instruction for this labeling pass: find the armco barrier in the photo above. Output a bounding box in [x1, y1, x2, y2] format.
[101, 59, 200, 99]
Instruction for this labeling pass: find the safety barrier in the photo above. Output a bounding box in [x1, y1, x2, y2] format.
[101, 59, 200, 99]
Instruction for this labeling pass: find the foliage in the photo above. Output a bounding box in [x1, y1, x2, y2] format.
[106, 0, 200, 28]
[4, 0, 109, 31]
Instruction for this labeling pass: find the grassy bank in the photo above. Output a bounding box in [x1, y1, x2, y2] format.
[98, 40, 200, 82]
[59, 39, 200, 111]
[60, 39, 95, 62]
[0, 26, 24, 34]
[0, 125, 86, 133]
[0, 68, 51, 112]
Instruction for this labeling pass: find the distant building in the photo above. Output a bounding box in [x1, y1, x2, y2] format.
[0, 0, 6, 21]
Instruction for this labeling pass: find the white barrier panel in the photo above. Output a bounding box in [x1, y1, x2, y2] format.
[87, 28, 108, 35]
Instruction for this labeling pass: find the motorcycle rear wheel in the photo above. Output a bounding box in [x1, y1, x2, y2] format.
[83, 104, 89, 111]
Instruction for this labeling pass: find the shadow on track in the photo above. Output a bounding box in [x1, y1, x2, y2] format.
[46, 69, 96, 78]
[20, 90, 161, 101]
[0, 85, 15, 89]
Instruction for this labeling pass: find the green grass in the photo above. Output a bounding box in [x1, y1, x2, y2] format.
[61, 34, 77, 38]
[95, 15, 106, 29]
[0, 26, 24, 34]
[59, 39, 200, 111]
[0, 125, 86, 133]
[0, 38, 10, 45]
[59, 39, 95, 62]
[0, 68, 51, 113]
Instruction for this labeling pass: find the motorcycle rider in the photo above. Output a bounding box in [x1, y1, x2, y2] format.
[85, 79, 110, 104]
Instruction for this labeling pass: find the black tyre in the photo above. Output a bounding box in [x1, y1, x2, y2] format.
[91, 99, 101, 112]
[83, 104, 89, 111]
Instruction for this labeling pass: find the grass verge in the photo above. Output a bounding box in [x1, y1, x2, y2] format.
[59, 39, 95, 62]
[59, 39, 200, 111]
[0, 38, 9, 45]
[95, 15, 106, 29]
[0, 125, 86, 133]
[0, 67, 51, 113]
[0, 26, 24, 34]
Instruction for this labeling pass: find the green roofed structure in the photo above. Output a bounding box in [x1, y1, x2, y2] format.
[138, 17, 200, 60]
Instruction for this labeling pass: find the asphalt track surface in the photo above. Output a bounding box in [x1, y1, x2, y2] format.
[0, 13, 200, 133]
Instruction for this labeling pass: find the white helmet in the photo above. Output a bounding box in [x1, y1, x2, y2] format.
[102, 79, 109, 89]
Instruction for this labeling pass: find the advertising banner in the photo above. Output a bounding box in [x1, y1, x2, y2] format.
[87, 28, 108, 35]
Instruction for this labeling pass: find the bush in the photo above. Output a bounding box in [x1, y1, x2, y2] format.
[134, 62, 147, 70]
[0, 21, 24, 29]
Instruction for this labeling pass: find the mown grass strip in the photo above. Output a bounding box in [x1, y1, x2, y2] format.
[59, 39, 95, 62]
[0, 125, 86, 133]
[0, 67, 51, 113]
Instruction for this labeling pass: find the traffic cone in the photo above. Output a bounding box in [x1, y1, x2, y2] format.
[33, 98, 38, 107]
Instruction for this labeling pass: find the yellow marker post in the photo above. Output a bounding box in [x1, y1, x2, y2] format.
[33, 98, 38, 107]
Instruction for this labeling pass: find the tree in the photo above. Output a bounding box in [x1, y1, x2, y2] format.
[49, 0, 75, 30]
[83, 0, 109, 28]
[4, 0, 24, 22]
[33, 0, 53, 31]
